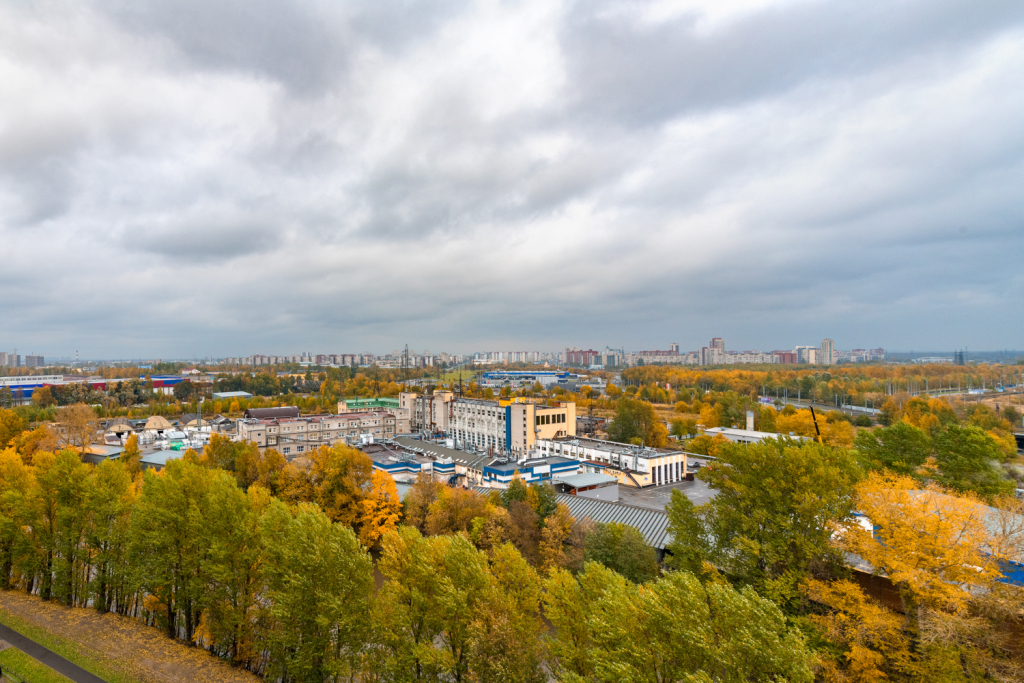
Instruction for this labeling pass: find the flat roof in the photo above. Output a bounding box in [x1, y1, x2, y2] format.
[359, 442, 435, 466]
[488, 456, 578, 473]
[140, 451, 185, 467]
[552, 472, 617, 488]
[393, 436, 500, 469]
[546, 435, 685, 456]
[705, 427, 808, 440]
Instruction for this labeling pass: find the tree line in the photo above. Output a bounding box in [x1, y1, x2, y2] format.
[0, 431, 818, 682]
[6, 395, 1024, 680]
[666, 434, 1024, 681]
[620, 362, 1024, 409]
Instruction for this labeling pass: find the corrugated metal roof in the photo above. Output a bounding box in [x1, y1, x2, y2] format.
[556, 494, 671, 550]
[471, 486, 672, 550]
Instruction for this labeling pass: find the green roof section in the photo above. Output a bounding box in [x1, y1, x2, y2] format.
[338, 397, 400, 410]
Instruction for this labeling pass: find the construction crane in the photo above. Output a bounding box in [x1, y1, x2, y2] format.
[809, 406, 824, 444]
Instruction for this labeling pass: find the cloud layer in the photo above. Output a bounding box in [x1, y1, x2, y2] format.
[1, 0, 1022, 358]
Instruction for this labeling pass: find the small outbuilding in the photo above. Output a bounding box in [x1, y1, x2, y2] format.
[82, 445, 125, 465]
[553, 472, 619, 502]
[213, 391, 253, 400]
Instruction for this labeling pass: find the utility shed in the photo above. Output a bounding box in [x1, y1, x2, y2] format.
[81, 445, 125, 465]
[556, 494, 671, 553]
[213, 391, 253, 400]
[553, 472, 619, 502]
[140, 451, 185, 471]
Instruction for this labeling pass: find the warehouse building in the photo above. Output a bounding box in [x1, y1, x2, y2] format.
[535, 436, 690, 488]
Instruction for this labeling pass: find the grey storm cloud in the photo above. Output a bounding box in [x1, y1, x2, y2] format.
[0, 0, 1022, 359]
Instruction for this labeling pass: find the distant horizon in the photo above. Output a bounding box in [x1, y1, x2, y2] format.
[2, 0, 1023, 357]
[11, 348, 1024, 365]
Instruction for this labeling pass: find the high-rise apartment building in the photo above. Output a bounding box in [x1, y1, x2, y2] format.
[565, 348, 599, 366]
[25, 355, 44, 368]
[710, 337, 725, 351]
[820, 339, 835, 365]
[794, 346, 818, 364]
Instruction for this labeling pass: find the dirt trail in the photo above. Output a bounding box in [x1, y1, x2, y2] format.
[0, 591, 260, 683]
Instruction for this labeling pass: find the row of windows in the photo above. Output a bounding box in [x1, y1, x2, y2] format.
[535, 413, 566, 426]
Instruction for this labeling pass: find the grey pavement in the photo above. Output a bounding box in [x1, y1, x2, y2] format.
[617, 465, 717, 512]
[0, 624, 107, 683]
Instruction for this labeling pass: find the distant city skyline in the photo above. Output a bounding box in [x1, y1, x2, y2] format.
[10, 342, 1023, 366]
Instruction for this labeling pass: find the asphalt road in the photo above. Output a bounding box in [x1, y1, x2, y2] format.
[0, 624, 107, 683]
[617, 464, 717, 511]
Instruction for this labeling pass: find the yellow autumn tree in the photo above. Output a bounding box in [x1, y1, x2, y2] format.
[805, 472, 1023, 681]
[841, 472, 1003, 613]
[538, 503, 576, 574]
[686, 433, 731, 457]
[803, 578, 913, 683]
[358, 469, 402, 548]
[122, 433, 142, 479]
[823, 420, 855, 448]
[775, 409, 818, 438]
[698, 403, 720, 429]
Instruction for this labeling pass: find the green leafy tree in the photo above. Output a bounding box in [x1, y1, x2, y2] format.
[121, 434, 142, 479]
[173, 380, 197, 402]
[468, 543, 547, 683]
[666, 438, 861, 606]
[500, 476, 530, 508]
[0, 448, 35, 589]
[129, 458, 216, 640]
[86, 459, 134, 613]
[584, 522, 659, 584]
[933, 424, 1014, 498]
[198, 482, 269, 667]
[32, 450, 92, 604]
[853, 421, 931, 476]
[669, 418, 697, 439]
[544, 563, 815, 683]
[607, 397, 668, 447]
[261, 500, 374, 682]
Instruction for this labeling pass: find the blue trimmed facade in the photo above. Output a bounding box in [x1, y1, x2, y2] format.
[371, 458, 456, 478]
[482, 456, 579, 486]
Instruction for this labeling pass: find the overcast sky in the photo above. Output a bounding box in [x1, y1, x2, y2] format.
[1, 0, 1022, 359]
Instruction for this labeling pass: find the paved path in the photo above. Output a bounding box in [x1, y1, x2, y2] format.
[0, 624, 107, 683]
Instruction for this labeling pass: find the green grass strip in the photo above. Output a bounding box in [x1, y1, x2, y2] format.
[0, 647, 74, 683]
[0, 604, 143, 683]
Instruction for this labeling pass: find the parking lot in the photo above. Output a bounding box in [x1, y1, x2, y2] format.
[617, 460, 717, 511]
